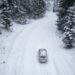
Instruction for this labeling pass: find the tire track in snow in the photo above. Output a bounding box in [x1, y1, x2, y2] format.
[21, 13, 57, 75]
[62, 53, 75, 75]
[53, 51, 75, 75]
[4, 12, 75, 75]
[4, 16, 52, 75]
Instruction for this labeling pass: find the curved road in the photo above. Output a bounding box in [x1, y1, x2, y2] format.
[4, 12, 75, 75]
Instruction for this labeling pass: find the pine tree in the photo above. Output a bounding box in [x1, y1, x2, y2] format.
[57, 0, 75, 32]
[63, 28, 75, 48]
[9, 0, 27, 24]
[0, 0, 46, 26]
[1, 13, 11, 29]
[57, 0, 75, 48]
[62, 4, 75, 48]
[11, 0, 46, 23]
[0, 0, 12, 30]
[31, 0, 46, 19]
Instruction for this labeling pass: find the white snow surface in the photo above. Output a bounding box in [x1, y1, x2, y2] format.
[0, 11, 75, 75]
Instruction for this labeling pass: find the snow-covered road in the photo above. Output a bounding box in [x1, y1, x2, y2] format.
[4, 12, 75, 75]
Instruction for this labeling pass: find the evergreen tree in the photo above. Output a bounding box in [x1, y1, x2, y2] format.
[62, 4, 75, 48]
[11, 0, 29, 24]
[57, 0, 75, 32]
[0, 0, 12, 30]
[30, 0, 46, 19]
[57, 0, 75, 48]
[11, 0, 46, 23]
[0, 0, 46, 27]
[63, 28, 75, 48]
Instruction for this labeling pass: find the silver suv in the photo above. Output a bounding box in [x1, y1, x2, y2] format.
[38, 49, 48, 63]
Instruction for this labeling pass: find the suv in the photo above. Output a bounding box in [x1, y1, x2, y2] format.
[38, 49, 48, 63]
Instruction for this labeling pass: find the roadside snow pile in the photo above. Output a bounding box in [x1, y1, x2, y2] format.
[0, 23, 28, 74]
[0, 29, 10, 64]
[0, 23, 27, 63]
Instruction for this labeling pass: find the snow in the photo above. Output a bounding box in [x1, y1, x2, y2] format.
[0, 11, 75, 75]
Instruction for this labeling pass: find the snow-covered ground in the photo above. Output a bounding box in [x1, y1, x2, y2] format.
[0, 23, 28, 74]
[0, 11, 75, 75]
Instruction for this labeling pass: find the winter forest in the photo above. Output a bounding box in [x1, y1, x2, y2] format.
[0, 0, 75, 49]
[0, 0, 75, 75]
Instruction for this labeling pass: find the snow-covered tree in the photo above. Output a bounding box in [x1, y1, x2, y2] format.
[11, 0, 46, 23]
[57, 0, 75, 48]
[63, 28, 75, 48]
[0, 0, 12, 30]
[43, 0, 50, 10]
[62, 4, 75, 48]
[30, 0, 46, 19]
[57, 0, 75, 32]
[0, 0, 46, 29]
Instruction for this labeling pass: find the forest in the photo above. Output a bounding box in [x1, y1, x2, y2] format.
[0, 0, 75, 49]
[0, 0, 47, 30]
[57, 0, 75, 48]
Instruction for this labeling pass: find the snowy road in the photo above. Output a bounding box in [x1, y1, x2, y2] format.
[4, 12, 75, 75]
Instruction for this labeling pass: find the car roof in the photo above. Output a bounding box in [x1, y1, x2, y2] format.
[39, 49, 47, 56]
